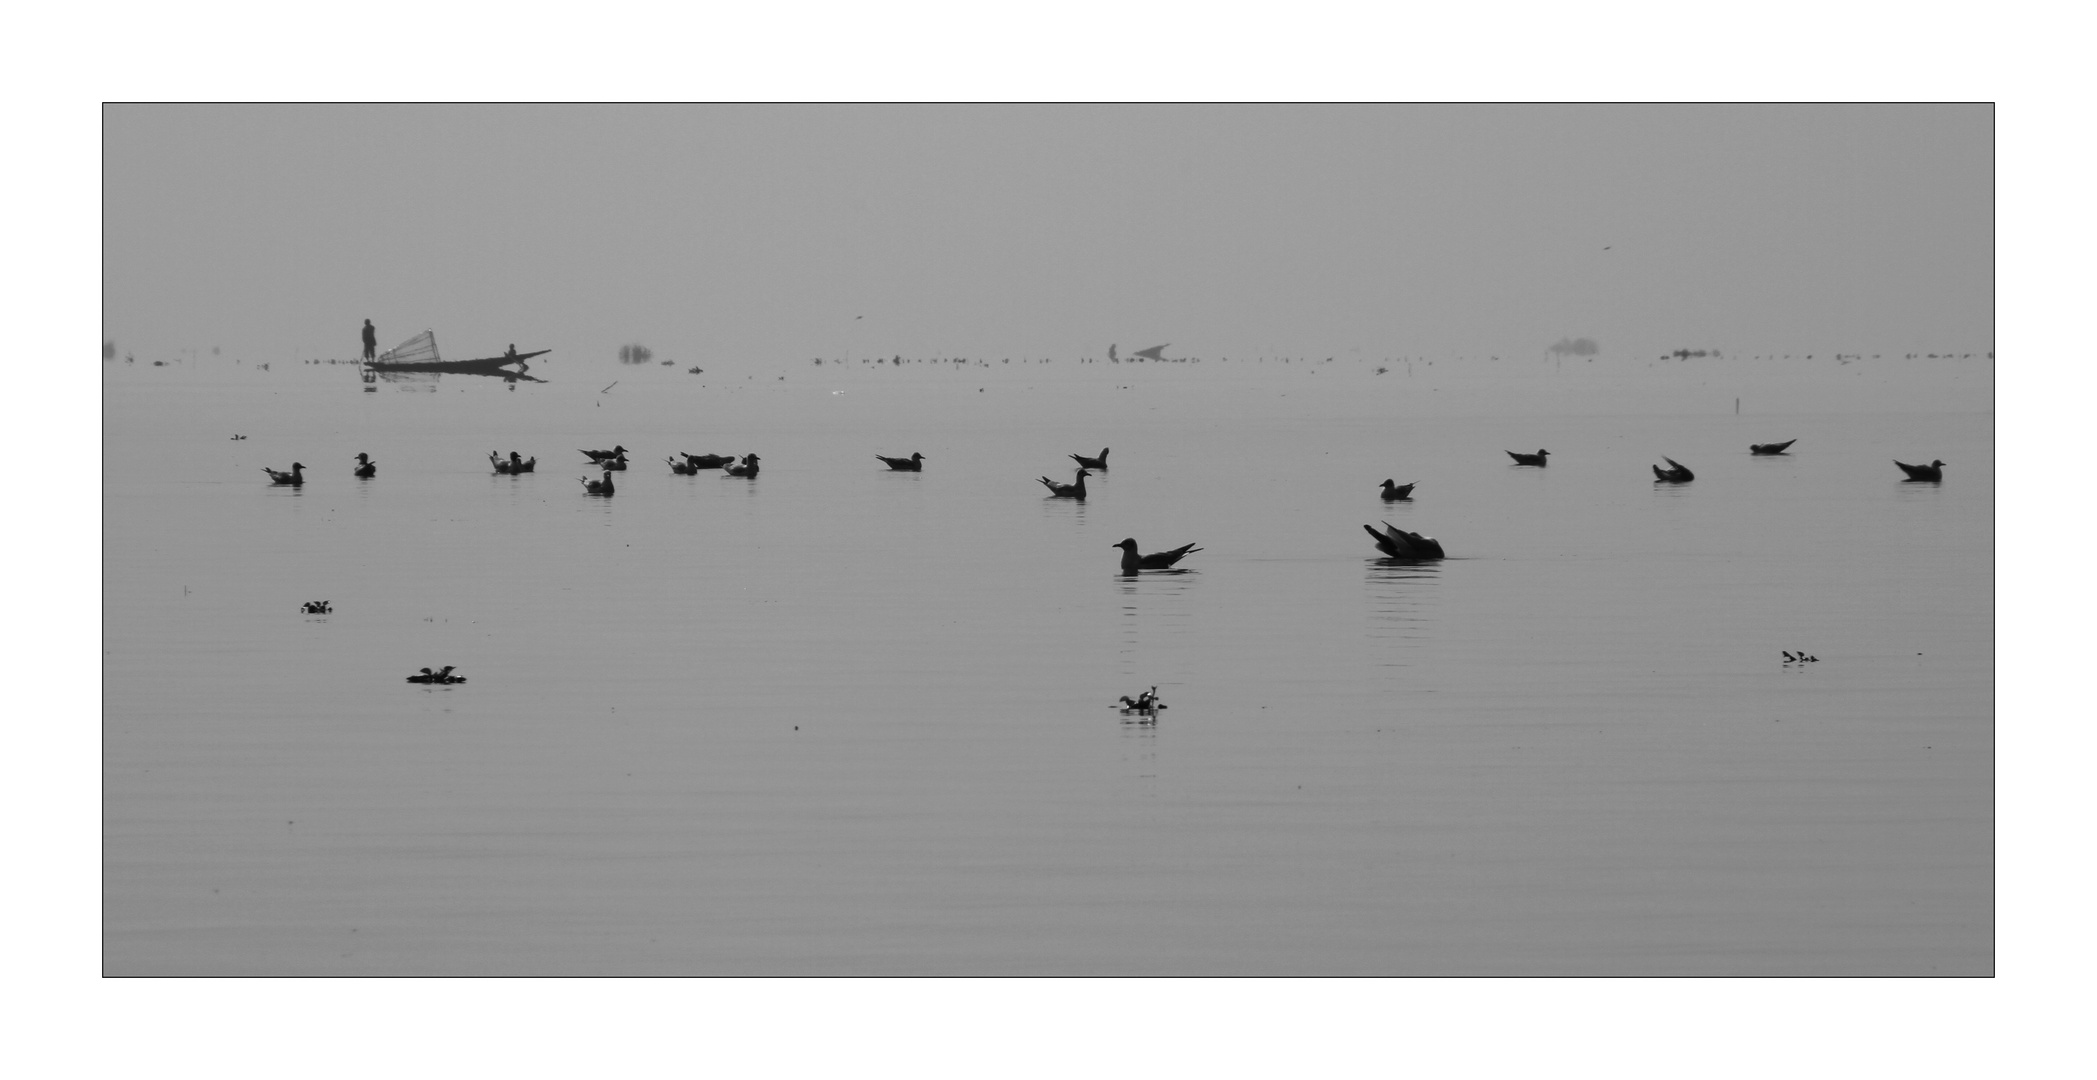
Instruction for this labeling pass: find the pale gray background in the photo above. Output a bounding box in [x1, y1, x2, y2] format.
[103, 104, 1991, 366]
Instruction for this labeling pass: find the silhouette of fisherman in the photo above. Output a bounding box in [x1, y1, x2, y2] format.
[504, 343, 518, 358]
[361, 319, 377, 361]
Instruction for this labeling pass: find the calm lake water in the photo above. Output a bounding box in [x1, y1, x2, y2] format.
[103, 351, 1992, 974]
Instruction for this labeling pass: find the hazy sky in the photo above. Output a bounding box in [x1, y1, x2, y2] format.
[104, 104, 1991, 365]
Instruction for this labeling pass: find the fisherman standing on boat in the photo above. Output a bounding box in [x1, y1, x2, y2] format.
[361, 319, 377, 361]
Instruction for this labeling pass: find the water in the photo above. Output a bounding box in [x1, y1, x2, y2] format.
[103, 353, 1993, 974]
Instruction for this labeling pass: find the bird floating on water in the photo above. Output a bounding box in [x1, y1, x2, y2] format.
[581, 445, 628, 463]
[1750, 440, 1797, 455]
[352, 452, 376, 478]
[876, 452, 926, 471]
[1115, 538, 1201, 574]
[491, 451, 535, 473]
[262, 462, 305, 486]
[1783, 652, 1819, 664]
[1895, 459, 1945, 482]
[1364, 521, 1445, 559]
[1379, 479, 1416, 501]
[300, 601, 331, 614]
[1039, 469, 1090, 499]
[1116, 687, 1165, 713]
[681, 453, 736, 470]
[724, 454, 761, 478]
[407, 665, 466, 684]
[580, 470, 615, 495]
[1652, 457, 1694, 483]
[1071, 448, 1109, 470]
[1507, 449, 1550, 467]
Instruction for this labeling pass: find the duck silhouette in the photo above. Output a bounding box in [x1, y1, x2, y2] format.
[262, 462, 305, 486]
[581, 445, 629, 463]
[598, 451, 629, 471]
[1507, 449, 1550, 467]
[1750, 440, 1797, 455]
[1115, 538, 1201, 574]
[1071, 447, 1109, 470]
[668, 456, 699, 475]
[491, 451, 536, 473]
[1364, 521, 1445, 559]
[876, 452, 926, 471]
[301, 601, 331, 614]
[1379, 479, 1416, 501]
[1895, 459, 1945, 482]
[352, 452, 376, 478]
[406, 667, 437, 684]
[1039, 469, 1090, 499]
[724, 454, 761, 477]
[580, 470, 615, 495]
[682, 453, 735, 470]
[1652, 457, 1694, 483]
[434, 666, 467, 684]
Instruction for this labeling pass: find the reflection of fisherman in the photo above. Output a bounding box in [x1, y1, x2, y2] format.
[361, 319, 377, 361]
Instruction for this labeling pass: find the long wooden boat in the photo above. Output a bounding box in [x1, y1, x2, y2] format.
[365, 330, 548, 374]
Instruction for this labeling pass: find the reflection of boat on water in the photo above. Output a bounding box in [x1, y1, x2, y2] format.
[365, 330, 549, 378]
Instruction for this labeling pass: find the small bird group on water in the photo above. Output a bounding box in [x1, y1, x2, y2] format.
[1115, 687, 1165, 714]
[491, 450, 536, 473]
[299, 600, 331, 614]
[1782, 652, 1820, 664]
[405, 666, 466, 684]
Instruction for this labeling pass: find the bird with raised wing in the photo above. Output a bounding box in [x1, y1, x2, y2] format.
[1364, 521, 1445, 559]
[262, 462, 305, 486]
[1071, 448, 1109, 470]
[1039, 469, 1089, 499]
[1507, 449, 1550, 467]
[1115, 538, 1201, 574]
[1895, 459, 1945, 482]
[352, 452, 376, 478]
[877, 452, 926, 471]
[1750, 440, 1796, 455]
[1379, 479, 1416, 501]
[1652, 457, 1694, 483]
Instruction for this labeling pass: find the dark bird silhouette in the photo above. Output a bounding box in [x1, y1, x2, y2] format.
[668, 456, 700, 475]
[598, 451, 629, 471]
[1115, 538, 1201, 574]
[1652, 457, 1694, 483]
[1039, 469, 1090, 499]
[301, 601, 331, 614]
[580, 470, 615, 495]
[1364, 521, 1445, 559]
[581, 445, 629, 463]
[352, 452, 376, 478]
[1783, 651, 1798, 663]
[1071, 448, 1109, 470]
[682, 453, 736, 470]
[491, 451, 536, 473]
[1379, 479, 1416, 501]
[434, 666, 466, 684]
[1507, 449, 1550, 467]
[1117, 687, 1166, 712]
[1750, 440, 1797, 455]
[1895, 459, 1945, 482]
[406, 667, 437, 683]
[724, 454, 761, 478]
[262, 462, 305, 486]
[876, 452, 926, 471]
